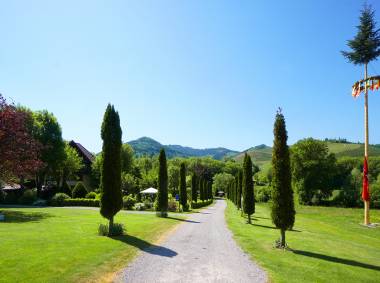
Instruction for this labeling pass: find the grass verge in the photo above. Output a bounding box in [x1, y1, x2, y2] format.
[0, 207, 183, 282]
[225, 201, 380, 283]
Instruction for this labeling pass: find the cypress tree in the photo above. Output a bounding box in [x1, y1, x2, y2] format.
[191, 173, 198, 203]
[242, 153, 255, 224]
[271, 110, 295, 248]
[100, 104, 123, 235]
[235, 178, 239, 206]
[179, 162, 188, 211]
[237, 170, 242, 210]
[200, 178, 205, 202]
[231, 180, 236, 204]
[157, 148, 168, 217]
[210, 182, 213, 199]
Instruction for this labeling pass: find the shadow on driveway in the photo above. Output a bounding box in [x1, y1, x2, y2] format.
[111, 234, 178, 258]
[167, 216, 200, 224]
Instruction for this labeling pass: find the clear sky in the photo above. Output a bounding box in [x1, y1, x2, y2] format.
[1, 0, 380, 153]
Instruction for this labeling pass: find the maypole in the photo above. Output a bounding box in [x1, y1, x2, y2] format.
[364, 63, 369, 225]
[342, 4, 380, 226]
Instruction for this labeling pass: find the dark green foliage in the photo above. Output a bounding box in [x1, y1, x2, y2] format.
[72, 181, 88, 198]
[98, 223, 124, 236]
[18, 189, 37, 205]
[179, 162, 188, 210]
[100, 104, 123, 234]
[156, 148, 168, 216]
[50, 193, 70, 206]
[208, 181, 213, 200]
[191, 199, 213, 209]
[292, 138, 337, 205]
[255, 186, 272, 202]
[271, 111, 295, 248]
[191, 173, 198, 203]
[237, 170, 242, 209]
[123, 195, 136, 210]
[201, 179, 206, 201]
[61, 182, 72, 197]
[242, 153, 255, 223]
[342, 4, 380, 65]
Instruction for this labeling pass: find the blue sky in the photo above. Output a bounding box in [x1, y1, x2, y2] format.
[1, 0, 380, 153]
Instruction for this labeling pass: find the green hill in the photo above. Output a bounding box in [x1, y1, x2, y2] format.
[128, 137, 239, 160]
[327, 142, 380, 158]
[233, 142, 380, 166]
[233, 144, 272, 166]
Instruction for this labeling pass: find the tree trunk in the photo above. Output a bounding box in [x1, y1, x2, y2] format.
[109, 216, 114, 236]
[280, 229, 286, 248]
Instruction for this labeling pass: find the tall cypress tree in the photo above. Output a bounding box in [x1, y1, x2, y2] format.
[271, 110, 295, 248]
[242, 153, 255, 224]
[100, 104, 123, 235]
[237, 170, 242, 210]
[179, 162, 188, 211]
[191, 173, 198, 204]
[209, 181, 213, 200]
[200, 178, 205, 202]
[157, 148, 168, 217]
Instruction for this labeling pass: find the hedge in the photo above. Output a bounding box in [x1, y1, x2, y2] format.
[62, 198, 100, 207]
[191, 199, 213, 209]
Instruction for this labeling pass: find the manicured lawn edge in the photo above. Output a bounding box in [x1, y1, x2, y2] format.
[225, 200, 380, 283]
[0, 207, 186, 283]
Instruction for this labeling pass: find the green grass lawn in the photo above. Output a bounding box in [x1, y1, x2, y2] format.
[225, 201, 380, 283]
[0, 207, 183, 283]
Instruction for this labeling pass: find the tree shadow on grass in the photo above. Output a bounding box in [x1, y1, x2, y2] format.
[0, 210, 52, 223]
[254, 216, 270, 220]
[111, 234, 177, 258]
[166, 216, 200, 224]
[249, 223, 277, 229]
[292, 250, 380, 271]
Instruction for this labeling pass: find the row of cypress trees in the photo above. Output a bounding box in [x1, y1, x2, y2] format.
[156, 150, 214, 215]
[226, 153, 255, 223]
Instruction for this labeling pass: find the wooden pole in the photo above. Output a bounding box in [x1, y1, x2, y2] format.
[364, 63, 370, 225]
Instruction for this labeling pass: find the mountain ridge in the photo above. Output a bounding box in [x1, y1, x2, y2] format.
[127, 137, 239, 160]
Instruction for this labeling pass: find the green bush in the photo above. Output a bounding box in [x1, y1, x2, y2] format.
[98, 223, 124, 236]
[255, 186, 272, 203]
[72, 182, 88, 198]
[18, 189, 37, 205]
[168, 199, 178, 212]
[191, 199, 213, 209]
[61, 182, 72, 197]
[134, 202, 145, 211]
[0, 190, 5, 203]
[62, 198, 100, 207]
[50, 193, 71, 206]
[3, 191, 20, 204]
[85, 192, 97, 199]
[123, 195, 136, 210]
[332, 188, 361, 208]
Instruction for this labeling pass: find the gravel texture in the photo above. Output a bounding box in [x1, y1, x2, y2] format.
[114, 199, 267, 283]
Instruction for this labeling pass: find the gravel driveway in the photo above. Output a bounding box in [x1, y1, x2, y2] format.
[114, 199, 267, 283]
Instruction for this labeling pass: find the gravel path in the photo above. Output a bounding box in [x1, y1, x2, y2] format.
[114, 199, 267, 283]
